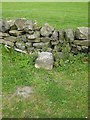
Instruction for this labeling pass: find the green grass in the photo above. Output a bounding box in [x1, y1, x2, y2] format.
[2, 2, 88, 29]
[2, 45, 88, 118]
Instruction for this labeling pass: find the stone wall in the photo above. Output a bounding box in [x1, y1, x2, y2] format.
[0, 18, 90, 54]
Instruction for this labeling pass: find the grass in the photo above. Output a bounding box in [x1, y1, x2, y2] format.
[1, 2, 89, 118]
[2, 2, 88, 29]
[2, 45, 88, 118]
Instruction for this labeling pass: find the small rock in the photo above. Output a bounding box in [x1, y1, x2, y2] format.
[35, 52, 54, 70]
[40, 37, 51, 42]
[25, 42, 32, 47]
[27, 30, 34, 34]
[34, 31, 40, 38]
[23, 20, 34, 32]
[33, 42, 49, 49]
[51, 30, 59, 41]
[74, 40, 90, 46]
[81, 46, 89, 53]
[0, 39, 14, 47]
[65, 29, 74, 42]
[33, 20, 41, 30]
[9, 30, 22, 37]
[16, 86, 33, 98]
[0, 39, 4, 44]
[4, 36, 18, 43]
[75, 27, 89, 40]
[0, 32, 10, 38]
[77, 46, 82, 51]
[7, 19, 17, 30]
[59, 29, 65, 42]
[40, 23, 54, 37]
[26, 34, 36, 40]
[26, 31, 40, 40]
[20, 35, 28, 43]
[0, 20, 10, 32]
[15, 18, 27, 30]
[14, 48, 27, 54]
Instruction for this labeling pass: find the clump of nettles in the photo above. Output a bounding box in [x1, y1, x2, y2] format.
[30, 52, 38, 65]
[54, 42, 73, 67]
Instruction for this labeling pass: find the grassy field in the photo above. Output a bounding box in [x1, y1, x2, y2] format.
[2, 45, 88, 118]
[2, 2, 88, 29]
[1, 2, 89, 118]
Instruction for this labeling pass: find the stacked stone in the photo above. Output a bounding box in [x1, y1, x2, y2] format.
[73, 27, 90, 53]
[0, 18, 90, 54]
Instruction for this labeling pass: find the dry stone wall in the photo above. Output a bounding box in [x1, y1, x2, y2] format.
[0, 18, 90, 54]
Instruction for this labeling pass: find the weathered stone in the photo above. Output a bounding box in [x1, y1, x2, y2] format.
[15, 42, 25, 50]
[51, 30, 59, 41]
[40, 37, 51, 42]
[4, 36, 18, 43]
[27, 39, 40, 43]
[74, 40, 90, 46]
[81, 46, 89, 53]
[77, 46, 82, 51]
[16, 86, 33, 98]
[82, 46, 88, 49]
[20, 35, 28, 43]
[0, 39, 14, 46]
[0, 39, 5, 44]
[34, 39, 41, 43]
[65, 29, 74, 42]
[35, 52, 54, 70]
[27, 30, 34, 34]
[34, 31, 40, 38]
[59, 29, 65, 42]
[33, 20, 41, 30]
[0, 20, 10, 32]
[26, 31, 40, 41]
[14, 35, 27, 43]
[14, 47, 27, 54]
[75, 27, 89, 40]
[15, 18, 27, 30]
[23, 20, 34, 32]
[40, 23, 54, 37]
[0, 33, 2, 39]
[81, 46, 89, 52]
[25, 42, 32, 47]
[0, 32, 10, 38]
[7, 20, 17, 30]
[33, 42, 49, 49]
[9, 30, 22, 37]
[26, 34, 36, 40]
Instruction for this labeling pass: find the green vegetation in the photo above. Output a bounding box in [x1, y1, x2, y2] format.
[1, 2, 88, 118]
[2, 45, 88, 118]
[2, 2, 88, 29]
